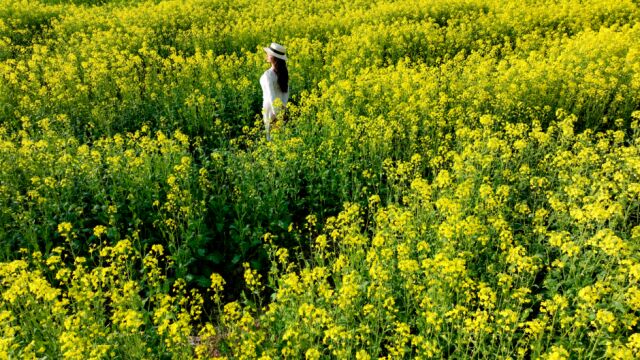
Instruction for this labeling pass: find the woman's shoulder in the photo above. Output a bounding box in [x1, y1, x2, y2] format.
[261, 68, 276, 79]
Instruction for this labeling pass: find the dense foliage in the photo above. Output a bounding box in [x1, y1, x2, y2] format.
[1, 0, 640, 358]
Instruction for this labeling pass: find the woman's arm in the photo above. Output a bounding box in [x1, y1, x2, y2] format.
[260, 71, 277, 120]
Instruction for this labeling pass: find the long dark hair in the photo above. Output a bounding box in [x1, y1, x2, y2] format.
[273, 57, 289, 93]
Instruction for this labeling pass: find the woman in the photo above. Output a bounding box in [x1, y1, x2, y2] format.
[260, 42, 289, 141]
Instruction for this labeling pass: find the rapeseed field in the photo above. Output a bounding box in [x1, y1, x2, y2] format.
[1, 0, 640, 358]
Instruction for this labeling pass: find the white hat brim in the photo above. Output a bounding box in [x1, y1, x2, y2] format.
[264, 47, 287, 61]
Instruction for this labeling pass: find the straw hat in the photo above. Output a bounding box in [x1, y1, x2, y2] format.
[263, 42, 287, 61]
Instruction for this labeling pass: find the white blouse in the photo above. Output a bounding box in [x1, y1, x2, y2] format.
[260, 68, 289, 124]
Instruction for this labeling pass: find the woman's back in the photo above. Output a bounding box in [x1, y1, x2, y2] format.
[260, 68, 289, 117]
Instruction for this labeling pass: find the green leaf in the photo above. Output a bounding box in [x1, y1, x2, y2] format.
[206, 252, 223, 264]
[195, 275, 211, 288]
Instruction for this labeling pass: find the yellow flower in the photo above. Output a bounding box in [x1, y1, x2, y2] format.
[57, 222, 73, 236]
[243, 263, 263, 293]
[305, 348, 321, 360]
[594, 309, 616, 333]
[355, 349, 371, 360]
[545, 345, 569, 360]
[93, 225, 107, 238]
